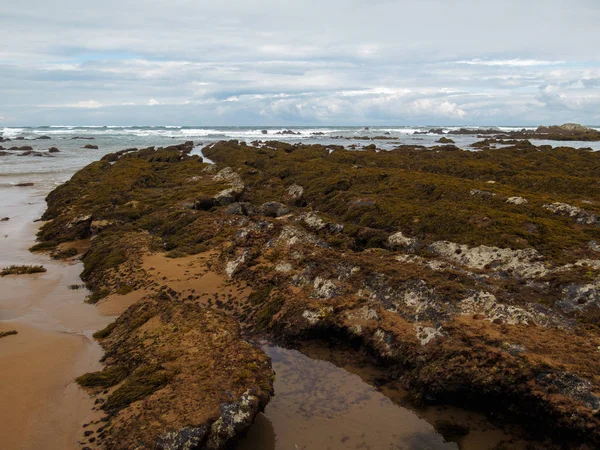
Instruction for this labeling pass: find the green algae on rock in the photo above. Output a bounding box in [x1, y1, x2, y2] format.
[0, 265, 47, 276]
[35, 139, 600, 449]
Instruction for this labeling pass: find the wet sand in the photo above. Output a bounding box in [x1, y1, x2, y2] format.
[0, 188, 115, 450]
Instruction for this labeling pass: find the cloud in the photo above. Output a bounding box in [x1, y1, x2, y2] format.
[1, 0, 599, 125]
[456, 59, 566, 67]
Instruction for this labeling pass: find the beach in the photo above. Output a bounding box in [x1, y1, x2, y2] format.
[0, 187, 121, 449]
[2, 127, 600, 449]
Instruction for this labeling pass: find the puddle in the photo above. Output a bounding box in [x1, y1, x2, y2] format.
[237, 345, 457, 450]
[238, 342, 536, 450]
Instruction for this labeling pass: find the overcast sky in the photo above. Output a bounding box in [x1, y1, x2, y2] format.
[1, 0, 599, 126]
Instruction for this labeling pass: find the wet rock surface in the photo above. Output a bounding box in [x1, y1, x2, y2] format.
[35, 139, 600, 448]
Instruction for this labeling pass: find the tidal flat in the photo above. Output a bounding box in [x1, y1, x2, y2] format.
[3, 128, 600, 449]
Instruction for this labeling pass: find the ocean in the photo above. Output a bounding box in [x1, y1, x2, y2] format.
[2, 125, 600, 191]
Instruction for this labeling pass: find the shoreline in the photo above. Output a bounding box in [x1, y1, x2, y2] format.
[0, 187, 121, 449]
[3, 134, 600, 449]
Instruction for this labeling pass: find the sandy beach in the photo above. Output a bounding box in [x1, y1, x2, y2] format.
[0, 187, 117, 449]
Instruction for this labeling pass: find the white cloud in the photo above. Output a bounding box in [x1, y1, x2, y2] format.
[457, 59, 565, 67]
[1, 0, 599, 125]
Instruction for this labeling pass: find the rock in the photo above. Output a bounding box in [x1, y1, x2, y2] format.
[383, 132, 391, 136]
[261, 130, 268, 135]
[205, 390, 262, 449]
[17, 146, 33, 151]
[258, 202, 290, 218]
[71, 136, 95, 140]
[0, 151, 8, 157]
[590, 241, 600, 252]
[48, 147, 60, 153]
[312, 276, 339, 299]
[543, 202, 599, 226]
[387, 231, 417, 249]
[15, 136, 25, 140]
[1, 217, 9, 221]
[156, 425, 209, 450]
[15, 182, 34, 187]
[506, 196, 528, 205]
[275, 130, 301, 135]
[90, 220, 112, 235]
[429, 128, 445, 134]
[36, 135, 51, 140]
[311, 132, 325, 136]
[194, 198, 216, 210]
[83, 144, 99, 149]
[436, 137, 455, 144]
[470, 189, 497, 198]
[363, 127, 370, 131]
[212, 168, 245, 205]
[429, 241, 548, 279]
[363, 144, 377, 150]
[283, 184, 304, 205]
[225, 202, 256, 216]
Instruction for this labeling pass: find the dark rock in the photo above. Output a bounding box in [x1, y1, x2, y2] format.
[83, 144, 99, 149]
[0, 151, 8, 157]
[275, 130, 301, 135]
[205, 391, 262, 449]
[1, 217, 9, 221]
[363, 127, 370, 131]
[363, 144, 377, 150]
[437, 137, 455, 144]
[226, 202, 256, 216]
[71, 137, 95, 140]
[156, 425, 209, 450]
[36, 135, 52, 140]
[261, 130, 268, 135]
[429, 128, 445, 134]
[15, 182, 34, 187]
[383, 132, 391, 135]
[48, 147, 60, 153]
[258, 202, 290, 217]
[194, 198, 216, 211]
[18, 146, 33, 151]
[15, 136, 25, 140]
[311, 132, 325, 136]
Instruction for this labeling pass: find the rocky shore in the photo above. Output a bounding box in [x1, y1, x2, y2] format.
[33, 138, 600, 449]
[422, 123, 600, 141]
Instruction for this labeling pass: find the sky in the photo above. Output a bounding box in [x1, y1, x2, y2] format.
[1, 0, 599, 126]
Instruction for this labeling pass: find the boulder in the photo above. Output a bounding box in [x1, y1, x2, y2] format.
[36, 135, 51, 140]
[258, 202, 290, 217]
[506, 197, 528, 206]
[83, 144, 99, 149]
[543, 202, 599, 226]
[48, 147, 60, 153]
[283, 184, 304, 205]
[225, 202, 256, 216]
[388, 231, 417, 249]
[261, 130, 268, 135]
[437, 137, 455, 144]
